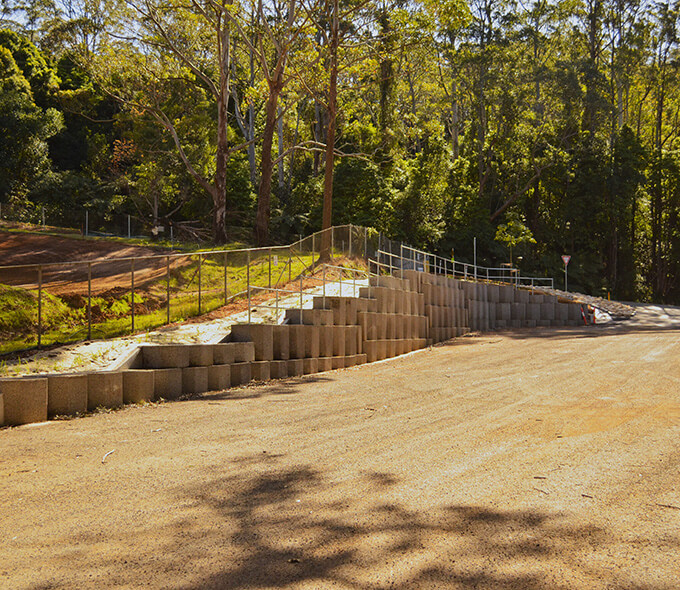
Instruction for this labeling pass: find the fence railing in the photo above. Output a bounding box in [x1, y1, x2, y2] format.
[376, 247, 554, 289]
[0, 223, 555, 355]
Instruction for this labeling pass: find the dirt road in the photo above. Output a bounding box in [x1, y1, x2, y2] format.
[2, 315, 680, 589]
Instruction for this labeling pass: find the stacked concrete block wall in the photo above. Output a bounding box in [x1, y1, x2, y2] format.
[398, 270, 471, 344]
[0, 269, 587, 429]
[358, 275, 429, 361]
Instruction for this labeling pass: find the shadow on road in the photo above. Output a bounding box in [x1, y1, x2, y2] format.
[139, 454, 659, 590]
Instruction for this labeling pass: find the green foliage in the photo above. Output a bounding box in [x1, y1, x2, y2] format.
[0, 45, 63, 202]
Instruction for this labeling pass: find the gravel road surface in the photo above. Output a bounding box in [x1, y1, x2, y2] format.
[1, 308, 680, 589]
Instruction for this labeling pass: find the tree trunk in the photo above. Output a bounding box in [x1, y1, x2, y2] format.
[320, 0, 338, 262]
[255, 81, 282, 246]
[214, 19, 232, 245]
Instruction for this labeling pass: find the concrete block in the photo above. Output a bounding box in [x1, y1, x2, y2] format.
[1, 378, 48, 425]
[287, 359, 304, 377]
[328, 297, 347, 325]
[345, 327, 358, 356]
[345, 298, 358, 325]
[541, 303, 556, 321]
[182, 366, 209, 395]
[344, 355, 356, 368]
[318, 357, 333, 372]
[231, 324, 274, 361]
[269, 360, 288, 379]
[394, 316, 404, 340]
[377, 288, 396, 314]
[537, 319, 551, 327]
[251, 361, 271, 381]
[375, 313, 387, 340]
[364, 340, 379, 363]
[358, 312, 377, 341]
[385, 315, 395, 339]
[213, 343, 235, 365]
[332, 326, 346, 358]
[48, 374, 88, 416]
[568, 303, 582, 322]
[122, 370, 155, 404]
[287, 308, 334, 326]
[232, 342, 255, 363]
[556, 303, 570, 321]
[526, 303, 542, 321]
[272, 325, 290, 360]
[487, 284, 500, 303]
[304, 325, 320, 359]
[87, 372, 123, 410]
[355, 354, 368, 365]
[517, 289, 531, 303]
[143, 345, 190, 369]
[353, 325, 363, 354]
[208, 364, 231, 391]
[231, 362, 252, 386]
[511, 303, 527, 321]
[288, 325, 306, 359]
[319, 326, 334, 358]
[386, 340, 397, 358]
[153, 368, 183, 400]
[187, 344, 213, 367]
[303, 358, 318, 375]
[332, 356, 346, 370]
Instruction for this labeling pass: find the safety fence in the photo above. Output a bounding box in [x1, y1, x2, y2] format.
[0, 224, 554, 355]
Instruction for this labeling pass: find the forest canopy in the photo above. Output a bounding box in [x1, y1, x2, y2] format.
[1, 0, 680, 303]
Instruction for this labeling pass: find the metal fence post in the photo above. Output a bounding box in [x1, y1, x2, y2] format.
[166, 256, 171, 325]
[349, 224, 353, 258]
[198, 253, 202, 315]
[247, 250, 251, 323]
[364, 227, 368, 262]
[288, 247, 292, 284]
[322, 264, 326, 305]
[130, 258, 135, 334]
[224, 251, 228, 306]
[331, 227, 334, 258]
[299, 273, 303, 310]
[268, 248, 272, 288]
[87, 262, 92, 340]
[37, 265, 42, 349]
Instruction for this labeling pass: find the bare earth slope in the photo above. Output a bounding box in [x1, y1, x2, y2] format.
[1, 311, 680, 589]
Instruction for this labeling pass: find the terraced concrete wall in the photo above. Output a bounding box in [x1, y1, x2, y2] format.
[0, 270, 584, 427]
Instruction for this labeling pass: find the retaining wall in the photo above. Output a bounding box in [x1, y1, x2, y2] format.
[0, 270, 585, 428]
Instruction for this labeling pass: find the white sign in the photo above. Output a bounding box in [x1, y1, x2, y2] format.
[273, 255, 279, 266]
[561, 255, 571, 266]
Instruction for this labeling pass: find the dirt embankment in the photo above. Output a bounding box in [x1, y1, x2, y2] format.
[0, 231, 175, 294]
[1, 316, 680, 589]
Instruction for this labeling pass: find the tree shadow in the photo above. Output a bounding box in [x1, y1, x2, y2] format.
[153, 455, 667, 590]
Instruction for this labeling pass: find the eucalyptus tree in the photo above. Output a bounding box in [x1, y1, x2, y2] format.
[92, 0, 252, 244]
